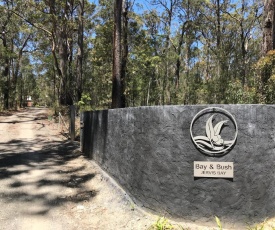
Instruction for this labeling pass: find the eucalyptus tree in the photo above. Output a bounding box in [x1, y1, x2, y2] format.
[88, 0, 113, 109]
[172, 0, 202, 104]
[0, 0, 33, 109]
[220, 0, 262, 100]
[121, 0, 132, 107]
[255, 0, 275, 103]
[0, 0, 15, 109]
[45, 0, 78, 106]
[131, 9, 162, 106]
[197, 0, 231, 103]
[112, 0, 123, 108]
[149, 0, 180, 105]
[10, 34, 32, 109]
[262, 0, 275, 54]
[90, 0, 136, 108]
[0, 0, 265, 110]
[6, 0, 73, 106]
[10, 0, 95, 107]
[76, 0, 85, 103]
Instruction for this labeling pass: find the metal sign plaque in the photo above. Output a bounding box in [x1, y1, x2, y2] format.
[190, 107, 238, 156]
[194, 161, 234, 178]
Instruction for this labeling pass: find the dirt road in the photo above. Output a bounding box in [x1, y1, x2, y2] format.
[0, 108, 159, 230]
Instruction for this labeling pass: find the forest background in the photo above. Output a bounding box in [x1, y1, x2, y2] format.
[0, 0, 275, 111]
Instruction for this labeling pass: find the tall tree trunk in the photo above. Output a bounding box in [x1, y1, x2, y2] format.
[154, 0, 178, 105]
[174, 21, 186, 103]
[262, 0, 275, 54]
[11, 35, 30, 109]
[76, 0, 84, 103]
[163, 3, 173, 105]
[49, 0, 73, 106]
[59, 30, 70, 105]
[121, 0, 129, 107]
[112, 0, 123, 108]
[215, 0, 227, 102]
[216, 0, 222, 102]
[1, 25, 10, 110]
[19, 73, 23, 108]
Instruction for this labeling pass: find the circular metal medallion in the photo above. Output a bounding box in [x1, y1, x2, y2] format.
[190, 107, 238, 156]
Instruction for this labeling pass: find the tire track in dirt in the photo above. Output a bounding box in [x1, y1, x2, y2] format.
[0, 108, 64, 229]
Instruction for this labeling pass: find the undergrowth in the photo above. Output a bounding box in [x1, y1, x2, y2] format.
[148, 216, 275, 230]
[215, 216, 275, 230]
[147, 217, 188, 230]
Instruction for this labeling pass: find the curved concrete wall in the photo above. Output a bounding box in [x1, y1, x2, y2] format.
[81, 105, 275, 226]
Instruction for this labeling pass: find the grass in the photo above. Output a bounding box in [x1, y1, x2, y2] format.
[129, 202, 135, 211]
[215, 216, 222, 230]
[246, 219, 275, 230]
[148, 216, 275, 230]
[147, 217, 189, 230]
[215, 216, 275, 230]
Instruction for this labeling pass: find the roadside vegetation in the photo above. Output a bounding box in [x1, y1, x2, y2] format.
[147, 216, 275, 230]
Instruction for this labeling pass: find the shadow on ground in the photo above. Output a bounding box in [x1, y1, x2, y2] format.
[0, 109, 48, 124]
[0, 138, 97, 216]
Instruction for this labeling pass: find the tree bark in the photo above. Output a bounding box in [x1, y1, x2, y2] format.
[112, 0, 123, 108]
[11, 35, 30, 109]
[121, 0, 129, 108]
[262, 0, 275, 54]
[0, 1, 13, 110]
[1, 25, 10, 110]
[76, 0, 84, 103]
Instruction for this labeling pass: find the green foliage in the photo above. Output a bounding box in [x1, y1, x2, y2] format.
[78, 93, 92, 111]
[246, 219, 275, 230]
[148, 217, 187, 230]
[129, 202, 135, 211]
[0, 0, 266, 109]
[247, 223, 265, 230]
[225, 80, 257, 104]
[256, 50, 275, 103]
[49, 104, 69, 117]
[214, 216, 275, 230]
[215, 216, 222, 230]
[148, 217, 175, 230]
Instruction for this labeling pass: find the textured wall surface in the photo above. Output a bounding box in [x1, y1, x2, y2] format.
[81, 105, 275, 226]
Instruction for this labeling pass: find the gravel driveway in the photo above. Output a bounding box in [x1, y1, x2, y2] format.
[0, 108, 156, 230]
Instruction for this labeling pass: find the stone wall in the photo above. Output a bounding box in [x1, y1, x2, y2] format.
[81, 105, 275, 226]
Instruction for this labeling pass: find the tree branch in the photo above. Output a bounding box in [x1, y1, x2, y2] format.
[8, 9, 52, 36]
